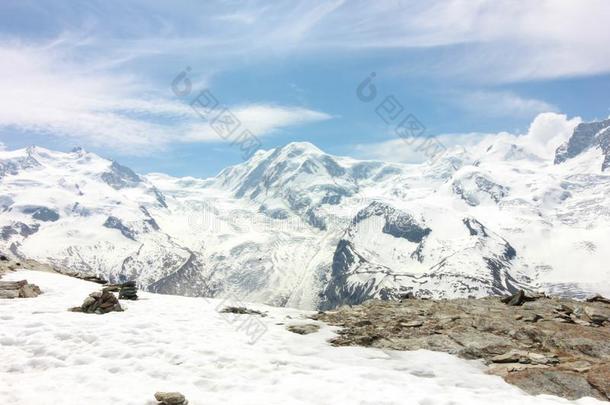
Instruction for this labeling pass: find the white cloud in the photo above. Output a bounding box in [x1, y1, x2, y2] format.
[0, 41, 331, 154]
[0, 141, 5, 151]
[508, 112, 581, 158]
[458, 91, 557, 118]
[351, 113, 581, 163]
[179, 105, 332, 143]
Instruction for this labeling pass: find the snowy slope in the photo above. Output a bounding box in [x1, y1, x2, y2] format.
[0, 116, 609, 309]
[0, 270, 603, 405]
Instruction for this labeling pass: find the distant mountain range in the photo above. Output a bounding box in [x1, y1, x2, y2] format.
[1, 119, 609, 309]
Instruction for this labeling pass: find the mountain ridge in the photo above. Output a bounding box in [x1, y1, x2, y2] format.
[1, 118, 609, 309]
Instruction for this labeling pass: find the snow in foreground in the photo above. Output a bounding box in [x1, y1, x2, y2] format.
[0, 271, 603, 405]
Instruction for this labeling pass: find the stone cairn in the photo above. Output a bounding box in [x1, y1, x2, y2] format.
[118, 281, 138, 300]
[101, 280, 138, 300]
[0, 280, 42, 299]
[70, 290, 123, 314]
[154, 392, 188, 405]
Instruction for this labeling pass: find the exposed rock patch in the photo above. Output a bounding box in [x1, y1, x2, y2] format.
[220, 306, 267, 317]
[312, 296, 610, 401]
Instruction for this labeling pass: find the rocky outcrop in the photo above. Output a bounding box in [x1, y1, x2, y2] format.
[555, 119, 610, 171]
[103, 216, 136, 241]
[22, 206, 60, 222]
[313, 295, 610, 401]
[0, 280, 42, 299]
[101, 161, 142, 189]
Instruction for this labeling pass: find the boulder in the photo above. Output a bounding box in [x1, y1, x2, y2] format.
[586, 295, 610, 305]
[501, 290, 537, 307]
[584, 306, 610, 325]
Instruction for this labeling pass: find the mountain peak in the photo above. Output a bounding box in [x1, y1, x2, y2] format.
[276, 141, 323, 156]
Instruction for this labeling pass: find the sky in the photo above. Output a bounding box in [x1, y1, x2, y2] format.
[0, 0, 609, 178]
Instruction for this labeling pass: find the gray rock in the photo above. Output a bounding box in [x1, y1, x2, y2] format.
[154, 391, 187, 405]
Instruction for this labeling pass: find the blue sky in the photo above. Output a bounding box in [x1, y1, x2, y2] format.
[0, 0, 609, 177]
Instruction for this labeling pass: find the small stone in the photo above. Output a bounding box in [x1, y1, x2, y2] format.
[399, 320, 424, 328]
[154, 391, 187, 405]
[287, 324, 320, 335]
[398, 292, 415, 300]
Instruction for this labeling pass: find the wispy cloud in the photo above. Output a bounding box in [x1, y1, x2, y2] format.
[7, 1, 609, 83]
[351, 132, 490, 164]
[457, 91, 558, 118]
[0, 40, 331, 154]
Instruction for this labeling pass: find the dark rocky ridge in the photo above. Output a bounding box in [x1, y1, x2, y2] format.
[555, 118, 610, 171]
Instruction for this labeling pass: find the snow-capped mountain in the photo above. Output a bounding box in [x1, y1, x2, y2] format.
[1, 117, 609, 309]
